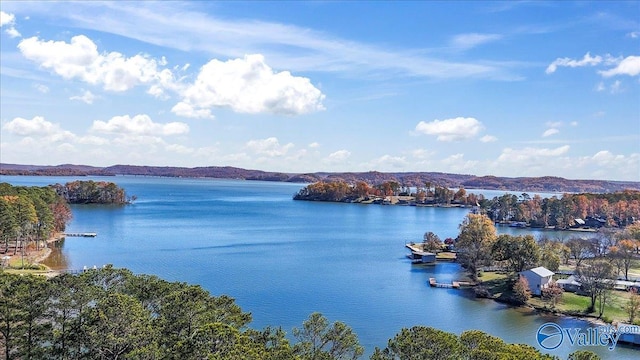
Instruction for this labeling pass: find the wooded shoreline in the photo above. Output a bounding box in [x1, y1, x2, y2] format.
[2, 162, 639, 193]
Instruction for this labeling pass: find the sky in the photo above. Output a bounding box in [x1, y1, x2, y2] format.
[0, 1, 639, 181]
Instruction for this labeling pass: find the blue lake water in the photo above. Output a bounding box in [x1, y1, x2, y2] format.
[1, 175, 637, 359]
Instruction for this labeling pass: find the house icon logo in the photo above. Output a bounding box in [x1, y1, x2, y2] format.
[537, 322, 564, 350]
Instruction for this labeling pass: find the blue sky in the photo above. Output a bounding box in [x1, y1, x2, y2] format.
[1, 1, 639, 181]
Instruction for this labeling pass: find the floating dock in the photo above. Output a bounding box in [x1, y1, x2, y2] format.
[429, 278, 461, 289]
[63, 232, 97, 237]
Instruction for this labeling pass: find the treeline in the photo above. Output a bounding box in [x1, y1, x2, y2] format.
[484, 190, 640, 228]
[3, 163, 639, 193]
[0, 267, 599, 360]
[52, 180, 133, 204]
[443, 214, 640, 277]
[454, 214, 640, 317]
[293, 180, 483, 205]
[0, 183, 71, 255]
[294, 181, 640, 229]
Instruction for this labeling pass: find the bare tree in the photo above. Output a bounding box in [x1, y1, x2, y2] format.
[575, 260, 616, 314]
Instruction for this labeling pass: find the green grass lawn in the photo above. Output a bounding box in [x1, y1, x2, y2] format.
[436, 252, 457, 260]
[477, 271, 635, 324]
[476, 272, 512, 299]
[530, 290, 634, 324]
[478, 271, 509, 282]
[2, 254, 47, 271]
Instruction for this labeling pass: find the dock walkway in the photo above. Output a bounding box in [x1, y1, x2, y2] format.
[63, 232, 97, 237]
[429, 278, 461, 289]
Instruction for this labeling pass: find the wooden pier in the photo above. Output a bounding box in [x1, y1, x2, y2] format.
[63, 232, 97, 237]
[429, 278, 461, 289]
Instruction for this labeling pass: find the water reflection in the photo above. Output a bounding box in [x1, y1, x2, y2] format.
[42, 238, 70, 270]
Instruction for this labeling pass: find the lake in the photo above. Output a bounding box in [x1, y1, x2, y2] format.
[2, 175, 637, 359]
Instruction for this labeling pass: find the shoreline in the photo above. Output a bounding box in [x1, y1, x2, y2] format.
[421, 258, 630, 330]
[1, 232, 64, 277]
[4, 224, 619, 330]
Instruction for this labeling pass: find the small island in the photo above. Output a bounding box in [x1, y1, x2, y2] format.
[52, 180, 135, 204]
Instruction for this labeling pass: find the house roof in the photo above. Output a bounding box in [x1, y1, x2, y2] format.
[526, 266, 554, 278]
[556, 275, 581, 286]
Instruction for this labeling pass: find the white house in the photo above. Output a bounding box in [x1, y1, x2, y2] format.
[519, 266, 554, 296]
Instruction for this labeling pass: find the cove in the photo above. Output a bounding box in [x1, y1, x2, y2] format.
[2, 175, 637, 359]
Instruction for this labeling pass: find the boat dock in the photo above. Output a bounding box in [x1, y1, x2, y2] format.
[429, 278, 465, 289]
[63, 232, 97, 237]
[405, 243, 436, 264]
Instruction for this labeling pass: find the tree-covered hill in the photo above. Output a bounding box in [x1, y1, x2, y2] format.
[2, 163, 638, 193]
[51, 180, 132, 204]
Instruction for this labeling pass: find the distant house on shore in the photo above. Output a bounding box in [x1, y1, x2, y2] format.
[520, 266, 554, 296]
[585, 216, 607, 228]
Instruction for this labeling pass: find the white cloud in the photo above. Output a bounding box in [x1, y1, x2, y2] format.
[3, 116, 58, 136]
[34, 84, 49, 93]
[542, 128, 559, 137]
[440, 153, 478, 172]
[171, 102, 213, 119]
[368, 154, 407, 169]
[451, 33, 502, 50]
[70, 90, 97, 104]
[571, 151, 640, 179]
[597, 80, 625, 93]
[599, 56, 640, 77]
[498, 145, 570, 163]
[165, 144, 195, 155]
[480, 135, 497, 143]
[5, 27, 20, 38]
[628, 31, 640, 39]
[570, 121, 579, 126]
[610, 80, 622, 93]
[545, 52, 604, 74]
[0, 11, 15, 26]
[442, 154, 464, 164]
[23, 2, 514, 81]
[591, 150, 625, 166]
[308, 142, 320, 148]
[0, 11, 20, 38]
[412, 148, 434, 159]
[414, 117, 483, 141]
[2, 116, 75, 143]
[176, 54, 325, 116]
[245, 137, 294, 157]
[18, 35, 173, 92]
[57, 143, 76, 153]
[91, 114, 189, 136]
[77, 135, 109, 146]
[327, 150, 351, 162]
[547, 53, 639, 78]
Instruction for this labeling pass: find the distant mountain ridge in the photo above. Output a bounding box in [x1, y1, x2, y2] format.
[1, 163, 638, 193]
